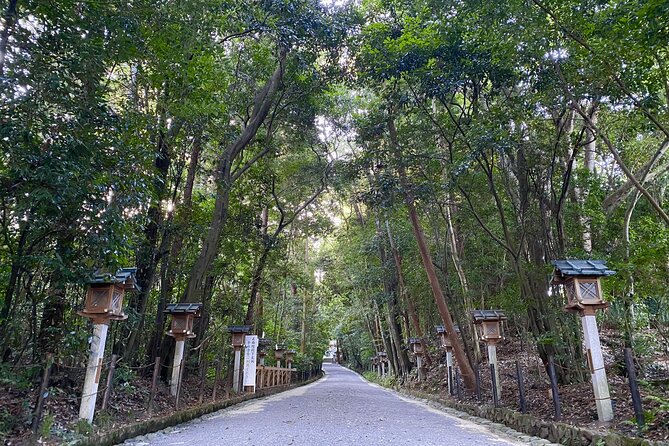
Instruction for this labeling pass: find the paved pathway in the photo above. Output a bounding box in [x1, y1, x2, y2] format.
[123, 364, 547, 446]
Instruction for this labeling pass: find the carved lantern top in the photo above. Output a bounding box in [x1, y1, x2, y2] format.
[227, 325, 252, 348]
[408, 337, 424, 355]
[552, 260, 615, 314]
[472, 310, 507, 344]
[164, 303, 202, 340]
[285, 349, 296, 362]
[79, 268, 139, 323]
[436, 325, 460, 350]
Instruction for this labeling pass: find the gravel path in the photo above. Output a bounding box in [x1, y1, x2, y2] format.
[122, 363, 553, 445]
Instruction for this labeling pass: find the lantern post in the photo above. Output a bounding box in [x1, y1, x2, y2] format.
[472, 310, 507, 402]
[227, 325, 251, 393]
[285, 349, 296, 370]
[274, 344, 286, 368]
[436, 325, 459, 393]
[164, 303, 202, 396]
[408, 338, 425, 381]
[77, 268, 138, 423]
[377, 351, 387, 376]
[257, 338, 271, 366]
[552, 260, 615, 422]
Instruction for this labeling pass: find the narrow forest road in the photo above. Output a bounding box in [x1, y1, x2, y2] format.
[122, 364, 554, 446]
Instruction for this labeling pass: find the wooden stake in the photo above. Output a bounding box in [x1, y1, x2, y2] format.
[548, 355, 561, 421]
[212, 359, 222, 401]
[491, 363, 499, 407]
[199, 358, 208, 405]
[31, 354, 53, 433]
[148, 356, 160, 415]
[101, 354, 118, 411]
[516, 360, 527, 413]
[624, 348, 644, 429]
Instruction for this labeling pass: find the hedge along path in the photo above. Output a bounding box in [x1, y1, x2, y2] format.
[79, 372, 324, 446]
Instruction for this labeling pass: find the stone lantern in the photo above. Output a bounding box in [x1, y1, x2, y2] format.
[77, 268, 138, 423]
[436, 325, 459, 393]
[408, 338, 426, 381]
[227, 325, 251, 393]
[552, 259, 615, 422]
[285, 349, 296, 370]
[274, 344, 286, 367]
[257, 338, 272, 366]
[472, 310, 507, 401]
[164, 303, 202, 396]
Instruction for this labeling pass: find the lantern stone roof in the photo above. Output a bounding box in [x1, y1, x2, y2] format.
[258, 338, 273, 346]
[286, 349, 297, 354]
[164, 303, 203, 315]
[377, 351, 387, 356]
[408, 337, 421, 344]
[226, 325, 252, 333]
[88, 267, 140, 290]
[551, 260, 615, 278]
[472, 310, 507, 323]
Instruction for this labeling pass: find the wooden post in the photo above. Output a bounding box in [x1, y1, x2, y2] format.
[490, 363, 499, 407]
[175, 357, 184, 410]
[171, 339, 185, 397]
[582, 312, 613, 422]
[101, 354, 119, 411]
[446, 350, 453, 394]
[487, 344, 501, 401]
[31, 354, 53, 433]
[79, 322, 109, 423]
[455, 368, 462, 399]
[199, 358, 208, 405]
[516, 360, 527, 413]
[212, 359, 222, 401]
[232, 347, 242, 393]
[548, 355, 562, 421]
[624, 348, 644, 429]
[448, 366, 454, 396]
[148, 357, 160, 415]
[416, 354, 424, 381]
[475, 364, 481, 402]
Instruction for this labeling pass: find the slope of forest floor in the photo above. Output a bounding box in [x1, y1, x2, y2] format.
[1, 366, 243, 445]
[398, 327, 669, 444]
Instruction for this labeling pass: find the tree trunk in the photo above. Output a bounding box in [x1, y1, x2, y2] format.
[388, 118, 476, 389]
[181, 50, 287, 304]
[386, 220, 432, 367]
[0, 0, 18, 75]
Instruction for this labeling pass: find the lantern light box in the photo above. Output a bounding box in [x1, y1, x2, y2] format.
[408, 337, 423, 354]
[472, 310, 507, 343]
[164, 303, 203, 339]
[79, 268, 139, 323]
[227, 325, 252, 347]
[274, 344, 286, 360]
[551, 260, 615, 314]
[435, 324, 460, 349]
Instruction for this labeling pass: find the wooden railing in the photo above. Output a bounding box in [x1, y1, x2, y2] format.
[256, 366, 295, 389]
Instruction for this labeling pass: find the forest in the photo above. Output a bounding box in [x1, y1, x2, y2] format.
[1, 0, 669, 443]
